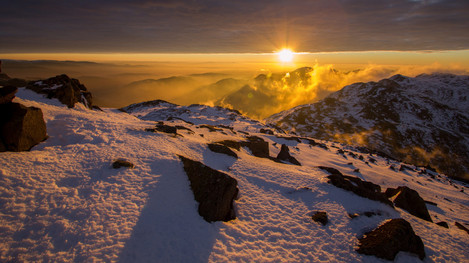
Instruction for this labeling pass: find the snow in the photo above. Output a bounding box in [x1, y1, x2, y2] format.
[0, 88, 468, 262]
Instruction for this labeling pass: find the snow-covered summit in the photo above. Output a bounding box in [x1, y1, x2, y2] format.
[267, 73, 469, 181]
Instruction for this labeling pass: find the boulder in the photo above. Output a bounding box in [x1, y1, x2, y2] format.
[112, 159, 135, 169]
[26, 74, 92, 109]
[311, 211, 328, 226]
[215, 140, 241, 151]
[259, 128, 274, 135]
[276, 144, 301, 165]
[385, 186, 432, 222]
[321, 166, 393, 207]
[0, 86, 17, 104]
[356, 218, 425, 260]
[179, 156, 238, 222]
[436, 221, 449, 228]
[0, 103, 47, 151]
[455, 222, 469, 235]
[241, 136, 269, 158]
[208, 143, 238, 158]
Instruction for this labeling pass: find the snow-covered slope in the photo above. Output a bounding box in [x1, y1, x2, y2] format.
[267, 73, 469, 181]
[0, 88, 468, 262]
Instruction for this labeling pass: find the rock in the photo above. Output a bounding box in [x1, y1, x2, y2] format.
[0, 103, 47, 151]
[436, 221, 449, 228]
[259, 128, 274, 135]
[385, 186, 432, 222]
[455, 222, 469, 235]
[0, 86, 17, 104]
[26, 74, 92, 109]
[215, 140, 241, 151]
[311, 211, 328, 225]
[112, 159, 135, 169]
[322, 167, 393, 207]
[154, 123, 177, 134]
[241, 136, 269, 158]
[276, 144, 301, 165]
[179, 156, 238, 222]
[208, 143, 238, 158]
[356, 218, 425, 260]
[198, 124, 223, 132]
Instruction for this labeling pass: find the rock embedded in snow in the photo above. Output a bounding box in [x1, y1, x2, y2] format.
[179, 156, 238, 222]
[208, 143, 238, 158]
[241, 136, 269, 158]
[436, 221, 449, 228]
[323, 167, 393, 207]
[311, 211, 328, 226]
[112, 159, 135, 169]
[0, 86, 17, 104]
[276, 144, 301, 166]
[26, 74, 93, 109]
[215, 140, 241, 151]
[455, 222, 469, 235]
[356, 218, 425, 260]
[385, 186, 432, 222]
[0, 102, 47, 151]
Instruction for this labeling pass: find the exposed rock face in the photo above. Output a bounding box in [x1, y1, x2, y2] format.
[216, 140, 241, 151]
[26, 74, 93, 109]
[311, 211, 328, 226]
[321, 166, 393, 207]
[0, 103, 47, 151]
[356, 218, 425, 260]
[112, 159, 135, 169]
[268, 73, 469, 181]
[179, 156, 238, 222]
[0, 86, 17, 104]
[147, 123, 178, 134]
[436, 221, 449, 228]
[208, 143, 238, 158]
[241, 136, 269, 158]
[276, 144, 301, 165]
[455, 222, 469, 235]
[385, 186, 432, 222]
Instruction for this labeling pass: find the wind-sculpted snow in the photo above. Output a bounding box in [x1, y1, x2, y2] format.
[0, 88, 468, 262]
[268, 73, 469, 181]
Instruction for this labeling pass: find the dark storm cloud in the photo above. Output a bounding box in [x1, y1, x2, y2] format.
[0, 0, 468, 53]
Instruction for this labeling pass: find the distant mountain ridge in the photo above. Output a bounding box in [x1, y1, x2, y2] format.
[267, 73, 469, 181]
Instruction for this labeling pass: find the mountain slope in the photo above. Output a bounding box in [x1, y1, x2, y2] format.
[267, 73, 469, 181]
[0, 88, 467, 262]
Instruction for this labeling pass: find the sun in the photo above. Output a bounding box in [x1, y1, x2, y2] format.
[278, 49, 294, 63]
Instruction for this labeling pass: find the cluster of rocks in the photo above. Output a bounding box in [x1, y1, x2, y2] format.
[0, 86, 47, 152]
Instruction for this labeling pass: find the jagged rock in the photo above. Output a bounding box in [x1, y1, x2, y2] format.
[208, 143, 238, 158]
[356, 218, 425, 260]
[241, 136, 269, 158]
[198, 124, 223, 132]
[26, 74, 93, 109]
[276, 144, 301, 165]
[216, 140, 241, 151]
[259, 128, 274, 135]
[455, 222, 469, 235]
[436, 221, 449, 228]
[0, 103, 47, 151]
[112, 159, 135, 169]
[179, 156, 238, 222]
[321, 166, 393, 207]
[311, 211, 328, 225]
[0, 86, 17, 104]
[154, 123, 177, 134]
[385, 186, 432, 222]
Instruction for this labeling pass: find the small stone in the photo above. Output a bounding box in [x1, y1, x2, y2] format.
[436, 221, 449, 228]
[112, 159, 135, 169]
[312, 211, 328, 226]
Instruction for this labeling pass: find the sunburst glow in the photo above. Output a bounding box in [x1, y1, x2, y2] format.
[278, 49, 294, 63]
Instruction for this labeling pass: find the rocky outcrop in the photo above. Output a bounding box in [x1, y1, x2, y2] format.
[455, 222, 469, 235]
[146, 123, 178, 134]
[0, 86, 17, 104]
[241, 136, 269, 158]
[216, 140, 241, 151]
[356, 218, 425, 260]
[208, 143, 238, 158]
[112, 159, 135, 169]
[0, 102, 47, 152]
[179, 156, 238, 222]
[385, 186, 432, 222]
[321, 166, 393, 207]
[26, 74, 93, 109]
[311, 211, 328, 226]
[276, 144, 301, 165]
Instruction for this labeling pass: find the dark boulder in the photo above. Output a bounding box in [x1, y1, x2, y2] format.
[208, 143, 238, 158]
[0, 86, 17, 104]
[26, 74, 92, 109]
[0, 103, 47, 151]
[385, 186, 432, 222]
[216, 140, 241, 151]
[455, 222, 469, 235]
[356, 218, 425, 260]
[179, 156, 238, 222]
[322, 167, 393, 207]
[154, 123, 177, 134]
[241, 136, 269, 158]
[436, 221, 449, 228]
[311, 211, 328, 226]
[276, 144, 301, 165]
[112, 159, 135, 169]
[259, 128, 274, 135]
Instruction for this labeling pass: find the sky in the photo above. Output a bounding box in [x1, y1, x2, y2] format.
[1, 0, 469, 54]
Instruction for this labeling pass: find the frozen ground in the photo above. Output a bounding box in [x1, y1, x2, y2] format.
[0, 89, 468, 262]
